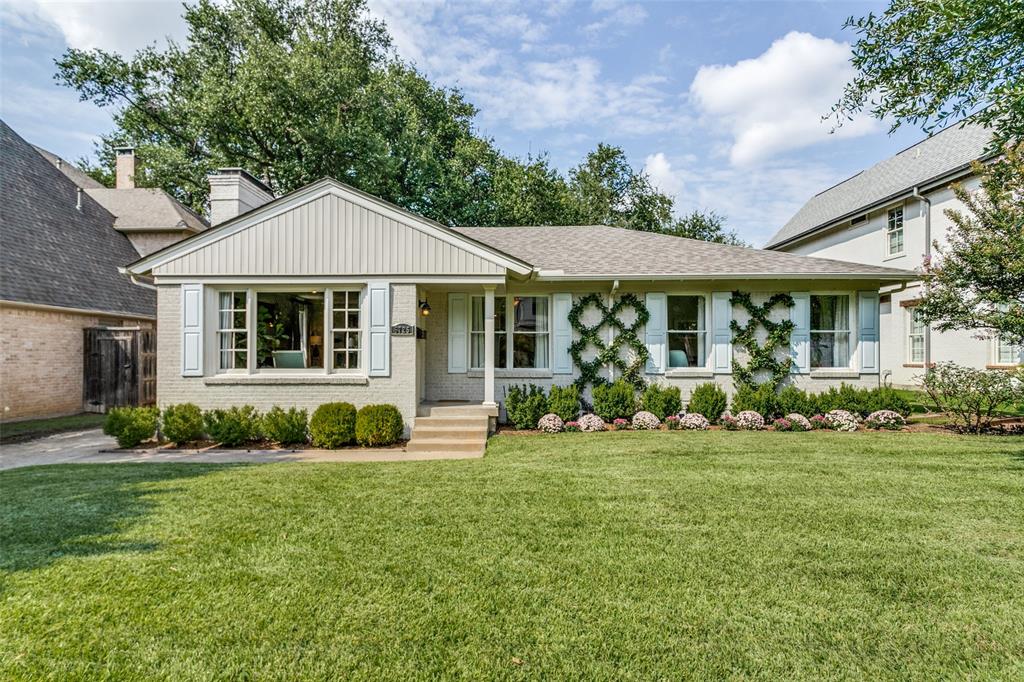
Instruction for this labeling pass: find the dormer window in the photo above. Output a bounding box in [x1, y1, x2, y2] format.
[886, 207, 904, 256]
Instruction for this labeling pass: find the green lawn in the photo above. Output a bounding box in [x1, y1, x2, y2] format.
[0, 413, 106, 444]
[2, 432, 1023, 680]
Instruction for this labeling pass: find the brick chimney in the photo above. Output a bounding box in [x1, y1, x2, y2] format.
[208, 168, 274, 225]
[114, 146, 136, 189]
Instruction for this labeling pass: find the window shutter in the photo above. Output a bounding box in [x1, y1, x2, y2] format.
[644, 292, 667, 374]
[552, 293, 573, 374]
[181, 283, 204, 376]
[448, 293, 468, 374]
[858, 291, 880, 373]
[711, 291, 732, 373]
[790, 292, 810, 374]
[367, 281, 390, 377]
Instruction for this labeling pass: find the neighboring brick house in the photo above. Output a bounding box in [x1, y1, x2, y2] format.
[0, 120, 206, 422]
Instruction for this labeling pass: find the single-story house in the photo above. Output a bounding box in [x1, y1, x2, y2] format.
[124, 170, 915, 441]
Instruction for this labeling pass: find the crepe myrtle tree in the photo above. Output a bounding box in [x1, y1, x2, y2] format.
[915, 145, 1024, 346]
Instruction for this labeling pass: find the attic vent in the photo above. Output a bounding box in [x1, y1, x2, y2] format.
[850, 214, 868, 226]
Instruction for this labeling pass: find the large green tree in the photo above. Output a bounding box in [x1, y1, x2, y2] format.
[832, 0, 1024, 149]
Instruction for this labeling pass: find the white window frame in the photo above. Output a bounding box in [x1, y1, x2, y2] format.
[666, 292, 709, 369]
[330, 288, 363, 372]
[216, 290, 249, 373]
[993, 335, 1023, 366]
[468, 294, 551, 371]
[885, 206, 905, 258]
[809, 292, 854, 369]
[469, 295, 507, 371]
[907, 306, 926, 364]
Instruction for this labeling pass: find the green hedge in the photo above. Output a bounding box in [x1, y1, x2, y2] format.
[161, 403, 204, 445]
[641, 383, 682, 420]
[687, 383, 728, 423]
[355, 404, 404, 446]
[505, 384, 549, 429]
[547, 384, 582, 422]
[103, 406, 159, 448]
[309, 402, 357, 448]
[592, 379, 637, 422]
[204, 406, 262, 447]
[262, 407, 309, 446]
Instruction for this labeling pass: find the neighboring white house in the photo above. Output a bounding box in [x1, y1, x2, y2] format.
[764, 123, 1022, 387]
[124, 170, 914, 441]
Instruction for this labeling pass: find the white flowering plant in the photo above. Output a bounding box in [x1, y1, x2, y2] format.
[537, 413, 564, 433]
[783, 413, 812, 431]
[578, 413, 606, 432]
[735, 410, 765, 430]
[864, 410, 906, 430]
[632, 411, 661, 430]
[678, 413, 710, 430]
[825, 409, 859, 432]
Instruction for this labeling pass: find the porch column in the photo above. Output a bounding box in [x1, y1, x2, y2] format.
[483, 286, 496, 406]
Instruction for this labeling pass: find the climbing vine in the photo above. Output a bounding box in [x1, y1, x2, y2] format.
[729, 291, 795, 390]
[568, 293, 650, 391]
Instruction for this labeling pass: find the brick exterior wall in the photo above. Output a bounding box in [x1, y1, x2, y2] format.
[0, 304, 152, 422]
[155, 284, 419, 434]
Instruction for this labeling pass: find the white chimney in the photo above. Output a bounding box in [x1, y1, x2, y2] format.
[114, 146, 135, 189]
[208, 168, 275, 225]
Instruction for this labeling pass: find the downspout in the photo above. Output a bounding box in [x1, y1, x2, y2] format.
[911, 187, 932, 374]
[608, 279, 620, 382]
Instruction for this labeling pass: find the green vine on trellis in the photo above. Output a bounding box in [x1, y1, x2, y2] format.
[729, 291, 795, 390]
[568, 292, 650, 391]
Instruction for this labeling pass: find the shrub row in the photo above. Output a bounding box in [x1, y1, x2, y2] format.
[104, 402, 404, 449]
[730, 383, 911, 420]
[505, 384, 582, 429]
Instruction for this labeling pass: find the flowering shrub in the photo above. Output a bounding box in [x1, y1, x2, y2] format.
[678, 413, 710, 430]
[564, 421, 581, 433]
[665, 414, 681, 430]
[809, 414, 829, 430]
[772, 418, 792, 431]
[612, 418, 630, 430]
[864, 410, 905, 430]
[632, 411, 661, 430]
[735, 410, 765, 430]
[578, 414, 606, 432]
[825, 409, 859, 432]
[721, 414, 740, 430]
[784, 413, 811, 432]
[537, 413, 564, 433]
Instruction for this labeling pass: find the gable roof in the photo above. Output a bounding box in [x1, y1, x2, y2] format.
[765, 123, 993, 249]
[84, 187, 208, 233]
[32, 145, 105, 189]
[453, 226, 915, 280]
[1, 120, 155, 317]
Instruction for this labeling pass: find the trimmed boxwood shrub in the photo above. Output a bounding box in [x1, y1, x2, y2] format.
[687, 383, 728, 424]
[776, 385, 817, 418]
[731, 384, 780, 420]
[640, 383, 682, 420]
[355, 404, 404, 446]
[505, 384, 548, 430]
[309, 402, 357, 448]
[592, 379, 636, 422]
[204, 405, 261, 447]
[104, 406, 159, 448]
[262, 406, 309, 445]
[161, 403, 204, 445]
[547, 384, 581, 422]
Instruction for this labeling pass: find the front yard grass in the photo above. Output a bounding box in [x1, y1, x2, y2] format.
[2, 431, 1023, 679]
[0, 413, 106, 444]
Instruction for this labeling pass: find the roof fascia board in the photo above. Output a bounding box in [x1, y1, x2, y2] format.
[533, 271, 918, 281]
[151, 274, 508, 285]
[0, 298, 155, 320]
[127, 179, 533, 276]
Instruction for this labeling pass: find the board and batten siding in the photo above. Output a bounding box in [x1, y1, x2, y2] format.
[153, 193, 505, 277]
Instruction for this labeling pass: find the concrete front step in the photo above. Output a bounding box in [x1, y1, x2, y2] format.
[407, 405, 493, 457]
[411, 426, 488, 441]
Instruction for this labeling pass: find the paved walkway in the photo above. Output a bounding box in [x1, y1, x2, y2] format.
[0, 429, 481, 471]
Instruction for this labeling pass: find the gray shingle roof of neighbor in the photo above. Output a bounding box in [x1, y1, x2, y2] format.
[1, 119, 155, 317]
[32, 145, 105, 189]
[84, 187, 208, 233]
[765, 122, 993, 249]
[452, 225, 916, 279]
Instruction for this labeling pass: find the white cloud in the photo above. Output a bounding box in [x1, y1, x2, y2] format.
[643, 152, 683, 196]
[689, 31, 880, 166]
[583, 1, 647, 39]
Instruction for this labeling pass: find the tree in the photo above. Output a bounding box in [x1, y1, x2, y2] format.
[664, 210, 746, 246]
[914, 144, 1024, 345]
[567, 144, 674, 232]
[831, 0, 1024, 150]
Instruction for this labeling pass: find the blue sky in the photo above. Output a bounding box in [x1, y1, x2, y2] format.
[1, 0, 926, 246]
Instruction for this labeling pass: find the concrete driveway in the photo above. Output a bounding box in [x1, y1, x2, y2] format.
[0, 429, 479, 470]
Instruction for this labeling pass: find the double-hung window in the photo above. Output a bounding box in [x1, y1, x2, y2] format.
[470, 296, 507, 369]
[332, 290, 361, 370]
[886, 207, 904, 256]
[218, 291, 248, 370]
[667, 295, 706, 368]
[907, 307, 926, 363]
[995, 335, 1022, 366]
[469, 295, 549, 369]
[810, 294, 851, 368]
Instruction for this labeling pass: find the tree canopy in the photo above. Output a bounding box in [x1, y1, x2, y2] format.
[57, 0, 734, 240]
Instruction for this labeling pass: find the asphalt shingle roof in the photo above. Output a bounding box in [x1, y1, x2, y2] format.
[85, 187, 208, 232]
[765, 123, 992, 249]
[1, 120, 155, 317]
[32, 145, 105, 190]
[453, 225, 915, 279]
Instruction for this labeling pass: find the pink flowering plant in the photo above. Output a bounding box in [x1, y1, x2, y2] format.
[578, 414, 606, 432]
[613, 418, 630, 431]
[564, 420, 581, 433]
[865, 410, 906, 430]
[720, 413, 740, 431]
[773, 417, 793, 431]
[809, 414, 829, 430]
[678, 413, 710, 430]
[735, 410, 765, 430]
[631, 411, 661, 430]
[825, 409, 859, 432]
[537, 413, 564, 433]
[665, 414, 681, 430]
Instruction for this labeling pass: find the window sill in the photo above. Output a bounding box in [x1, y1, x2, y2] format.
[883, 252, 906, 262]
[204, 373, 369, 386]
[467, 369, 554, 379]
[903, 363, 935, 368]
[809, 369, 860, 379]
[664, 368, 714, 379]
[986, 364, 1021, 370]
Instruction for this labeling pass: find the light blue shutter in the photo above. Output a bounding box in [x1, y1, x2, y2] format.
[790, 292, 810, 374]
[711, 292, 732, 373]
[552, 293, 573, 374]
[448, 293, 468, 373]
[858, 291, 880, 373]
[367, 282, 390, 377]
[181, 283, 204, 376]
[645, 292, 667, 374]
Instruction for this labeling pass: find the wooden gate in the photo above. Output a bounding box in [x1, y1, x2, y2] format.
[83, 327, 157, 413]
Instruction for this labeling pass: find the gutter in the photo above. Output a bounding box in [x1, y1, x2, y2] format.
[119, 266, 158, 291]
[912, 186, 933, 374]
